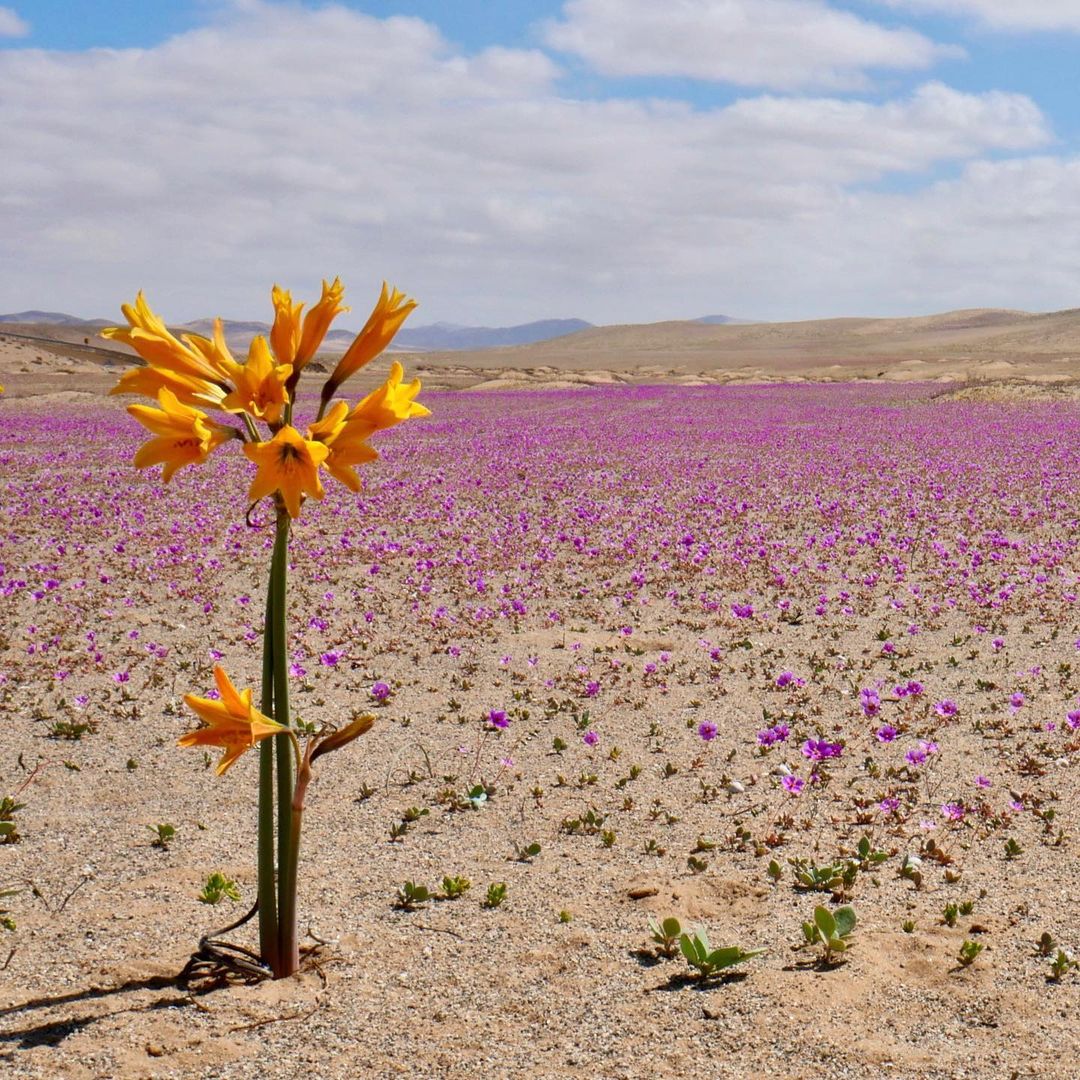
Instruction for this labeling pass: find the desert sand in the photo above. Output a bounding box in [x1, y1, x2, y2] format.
[1, 324, 1079, 1079]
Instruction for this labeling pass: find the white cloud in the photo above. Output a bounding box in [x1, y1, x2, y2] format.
[0, 6, 28, 37]
[0, 0, 1071, 325]
[880, 1, 1080, 31]
[542, 0, 958, 91]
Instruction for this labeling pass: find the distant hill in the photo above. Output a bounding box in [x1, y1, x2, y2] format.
[0, 310, 109, 327]
[0, 311, 597, 355]
[393, 319, 594, 350]
[9, 304, 1080, 393]
[694, 314, 740, 325]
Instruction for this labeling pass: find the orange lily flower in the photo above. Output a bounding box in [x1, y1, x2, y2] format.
[244, 425, 330, 518]
[127, 388, 237, 481]
[325, 282, 416, 393]
[180, 667, 285, 776]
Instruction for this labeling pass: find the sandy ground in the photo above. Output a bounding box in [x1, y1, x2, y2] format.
[1, 348, 1079, 1079]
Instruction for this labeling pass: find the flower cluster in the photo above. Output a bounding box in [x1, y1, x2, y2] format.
[107, 279, 427, 518]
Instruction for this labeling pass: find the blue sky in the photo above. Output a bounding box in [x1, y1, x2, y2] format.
[3, 0, 1080, 324]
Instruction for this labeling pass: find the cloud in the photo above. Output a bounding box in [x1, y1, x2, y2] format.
[0, 0, 1068, 324]
[542, 0, 958, 91]
[0, 6, 28, 37]
[880, 1, 1080, 31]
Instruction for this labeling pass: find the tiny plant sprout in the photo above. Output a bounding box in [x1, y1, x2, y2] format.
[483, 882, 508, 909]
[0, 796, 24, 845]
[943, 903, 959, 928]
[767, 859, 783, 883]
[957, 939, 984, 967]
[899, 854, 923, 889]
[395, 881, 431, 911]
[854, 836, 888, 869]
[512, 841, 542, 863]
[1004, 838, 1024, 860]
[440, 875, 471, 900]
[0, 886, 19, 931]
[199, 872, 241, 905]
[648, 916, 683, 959]
[801, 904, 857, 965]
[1037, 932, 1057, 957]
[558, 910, 573, 924]
[1050, 949, 1077, 981]
[148, 823, 175, 849]
[902, 919, 916, 934]
[678, 925, 766, 980]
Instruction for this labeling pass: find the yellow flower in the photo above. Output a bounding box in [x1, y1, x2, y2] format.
[269, 285, 304, 367]
[127, 388, 237, 482]
[103, 291, 232, 406]
[244, 425, 330, 518]
[347, 360, 430, 438]
[221, 335, 292, 425]
[308, 401, 379, 493]
[293, 277, 348, 371]
[325, 282, 417, 393]
[310, 363, 428, 492]
[180, 666, 285, 776]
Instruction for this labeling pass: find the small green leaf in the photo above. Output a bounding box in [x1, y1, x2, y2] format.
[708, 946, 747, 970]
[813, 906, 836, 939]
[834, 906, 857, 938]
[661, 917, 682, 938]
[679, 934, 698, 964]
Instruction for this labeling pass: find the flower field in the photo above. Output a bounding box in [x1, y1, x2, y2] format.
[3, 381, 1080, 1078]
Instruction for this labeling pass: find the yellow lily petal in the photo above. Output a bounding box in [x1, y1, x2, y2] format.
[294, 277, 348, 371]
[326, 282, 417, 392]
[110, 364, 228, 410]
[180, 667, 284, 776]
[221, 336, 292, 424]
[243, 425, 330, 518]
[128, 388, 236, 482]
[344, 361, 430, 442]
[102, 291, 233, 391]
[270, 285, 304, 367]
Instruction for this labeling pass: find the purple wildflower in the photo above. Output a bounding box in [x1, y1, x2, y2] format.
[801, 738, 842, 762]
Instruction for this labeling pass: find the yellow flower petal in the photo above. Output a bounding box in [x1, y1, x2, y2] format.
[348, 360, 430, 437]
[221, 336, 292, 424]
[102, 291, 233, 393]
[293, 277, 348, 371]
[326, 282, 416, 392]
[270, 285, 304, 367]
[127, 388, 236, 482]
[243, 425, 330, 518]
[180, 667, 284, 776]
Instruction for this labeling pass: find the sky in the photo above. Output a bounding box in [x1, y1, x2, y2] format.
[2, 0, 1080, 326]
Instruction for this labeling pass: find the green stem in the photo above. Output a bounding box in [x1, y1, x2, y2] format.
[270, 509, 297, 976]
[280, 741, 311, 980]
[279, 803, 302, 975]
[257, 552, 278, 972]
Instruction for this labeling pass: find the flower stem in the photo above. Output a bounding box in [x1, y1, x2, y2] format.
[257, 549, 278, 973]
[270, 508, 298, 976]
